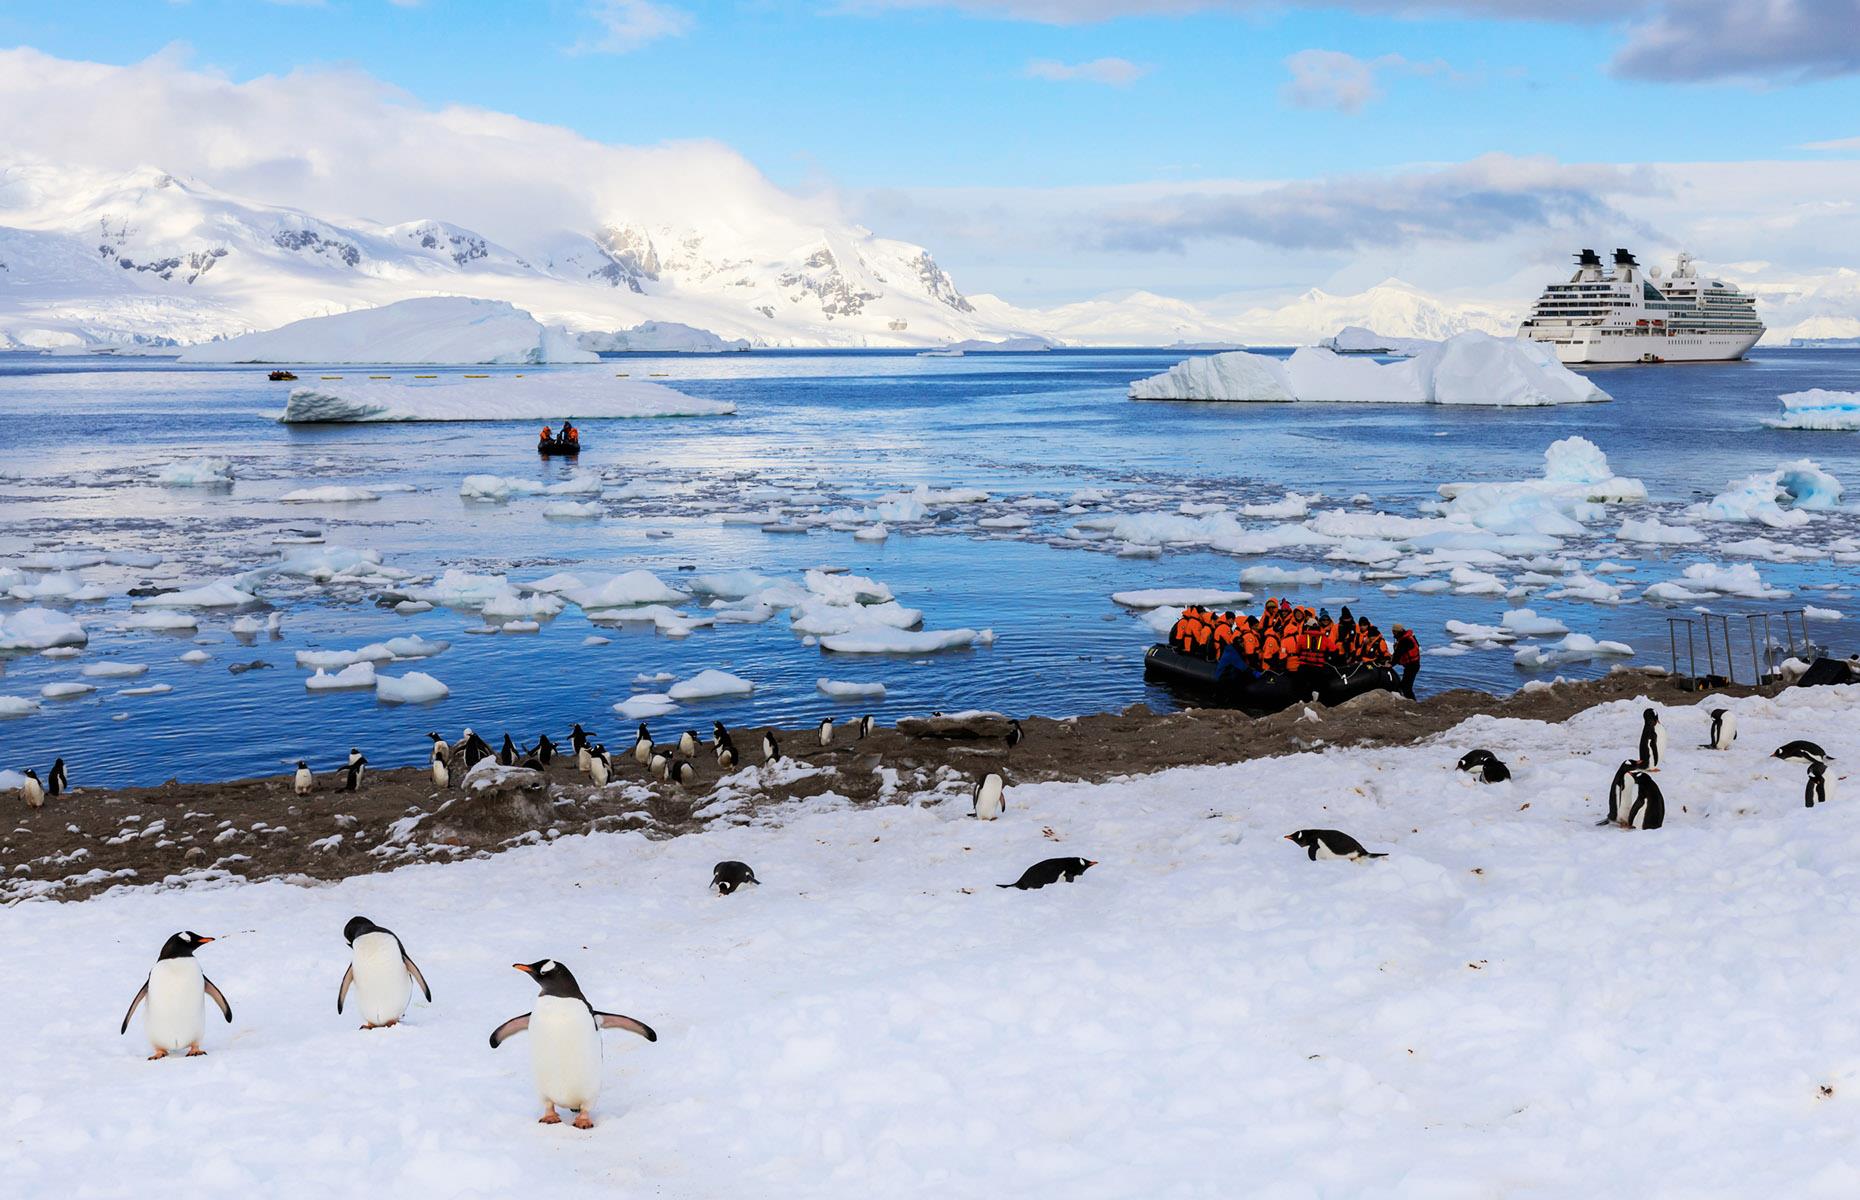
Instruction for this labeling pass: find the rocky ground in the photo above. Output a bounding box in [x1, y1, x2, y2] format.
[2, 669, 1775, 902]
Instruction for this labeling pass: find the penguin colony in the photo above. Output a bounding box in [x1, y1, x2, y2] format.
[30, 701, 1846, 1132]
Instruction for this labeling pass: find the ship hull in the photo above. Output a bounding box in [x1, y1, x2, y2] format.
[1520, 329, 1761, 365]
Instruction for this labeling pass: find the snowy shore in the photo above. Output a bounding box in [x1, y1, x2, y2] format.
[5, 682, 1860, 1194]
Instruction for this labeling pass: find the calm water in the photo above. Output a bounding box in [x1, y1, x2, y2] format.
[3, 346, 1858, 787]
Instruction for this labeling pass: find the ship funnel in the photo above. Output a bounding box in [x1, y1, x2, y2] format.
[1575, 249, 1601, 267]
[1613, 248, 1639, 267]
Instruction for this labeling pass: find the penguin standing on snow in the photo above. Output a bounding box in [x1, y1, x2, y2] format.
[337, 916, 433, 1029]
[488, 959, 657, 1130]
[762, 731, 781, 764]
[1704, 709, 1737, 751]
[711, 861, 759, 894]
[1805, 760, 1834, 808]
[632, 725, 653, 766]
[1601, 762, 1664, 829]
[293, 761, 314, 796]
[19, 768, 44, 809]
[1637, 709, 1667, 771]
[120, 931, 232, 1059]
[342, 756, 368, 793]
[972, 772, 1006, 820]
[999, 857, 1097, 889]
[47, 757, 67, 797]
[1773, 740, 1833, 766]
[818, 718, 835, 748]
[1284, 829, 1386, 861]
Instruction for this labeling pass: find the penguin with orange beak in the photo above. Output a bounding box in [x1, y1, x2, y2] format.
[120, 931, 232, 1060]
[489, 959, 656, 1129]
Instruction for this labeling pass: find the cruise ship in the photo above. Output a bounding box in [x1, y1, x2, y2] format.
[1517, 249, 1764, 364]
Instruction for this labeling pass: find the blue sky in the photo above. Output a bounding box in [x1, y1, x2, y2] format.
[6, 1, 1856, 191]
[3, 2, 1858, 305]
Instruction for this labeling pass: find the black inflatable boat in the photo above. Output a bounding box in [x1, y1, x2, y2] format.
[1144, 644, 1401, 713]
[537, 437, 581, 456]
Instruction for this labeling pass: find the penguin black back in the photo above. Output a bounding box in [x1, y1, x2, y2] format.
[1774, 740, 1833, 764]
[1284, 829, 1385, 861]
[342, 756, 368, 792]
[533, 734, 557, 766]
[712, 861, 759, 894]
[1455, 749, 1498, 773]
[1005, 720, 1024, 749]
[48, 757, 67, 796]
[998, 856, 1096, 889]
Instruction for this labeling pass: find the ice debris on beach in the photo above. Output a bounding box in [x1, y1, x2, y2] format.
[279, 373, 734, 424]
[1129, 332, 1609, 406]
[1764, 389, 1860, 431]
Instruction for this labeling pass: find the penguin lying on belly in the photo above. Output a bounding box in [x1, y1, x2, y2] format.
[489, 959, 657, 1130]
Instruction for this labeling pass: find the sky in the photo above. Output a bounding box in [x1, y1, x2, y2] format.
[2, 1, 1859, 306]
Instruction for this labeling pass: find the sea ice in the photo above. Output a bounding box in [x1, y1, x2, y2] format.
[0, 607, 87, 650]
[376, 671, 449, 703]
[280, 373, 734, 423]
[156, 457, 233, 486]
[667, 670, 755, 701]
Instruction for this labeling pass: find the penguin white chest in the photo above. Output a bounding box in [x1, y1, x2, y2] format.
[145, 958, 206, 1051]
[351, 932, 412, 1026]
[974, 780, 1004, 820]
[529, 996, 603, 1110]
[1311, 843, 1343, 860]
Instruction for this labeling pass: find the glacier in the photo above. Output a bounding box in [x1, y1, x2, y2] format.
[178, 297, 597, 365]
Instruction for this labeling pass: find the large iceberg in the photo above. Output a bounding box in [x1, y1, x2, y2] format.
[1318, 326, 1436, 356]
[1129, 332, 1610, 407]
[1765, 390, 1860, 431]
[178, 297, 598, 365]
[279, 372, 735, 423]
[576, 322, 750, 353]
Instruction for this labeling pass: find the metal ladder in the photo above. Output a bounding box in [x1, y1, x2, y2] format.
[1667, 609, 1816, 688]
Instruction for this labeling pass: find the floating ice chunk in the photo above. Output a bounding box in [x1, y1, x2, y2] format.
[0, 695, 40, 716]
[481, 591, 563, 621]
[81, 661, 148, 678]
[668, 670, 755, 701]
[120, 683, 172, 696]
[6, 572, 104, 602]
[564, 570, 689, 609]
[804, 570, 894, 605]
[1111, 588, 1252, 609]
[40, 682, 95, 699]
[1695, 460, 1843, 528]
[687, 571, 777, 600]
[1545, 573, 1624, 604]
[1643, 582, 1711, 603]
[157, 457, 233, 486]
[1719, 537, 1822, 563]
[1239, 566, 1324, 586]
[1500, 609, 1569, 637]
[633, 671, 677, 685]
[544, 500, 602, 519]
[1242, 493, 1313, 519]
[819, 628, 987, 654]
[854, 523, 890, 541]
[394, 600, 433, 614]
[977, 514, 1031, 529]
[818, 677, 887, 699]
[1617, 517, 1705, 545]
[279, 485, 381, 503]
[1806, 605, 1844, 621]
[1764, 389, 1860, 431]
[384, 635, 448, 659]
[583, 635, 611, 645]
[179, 649, 210, 663]
[295, 644, 392, 670]
[305, 662, 377, 690]
[122, 611, 197, 631]
[0, 607, 87, 649]
[376, 671, 449, 703]
[1673, 562, 1789, 599]
[1445, 620, 1515, 643]
[614, 693, 678, 719]
[1513, 633, 1634, 668]
[459, 475, 547, 501]
[278, 374, 732, 423]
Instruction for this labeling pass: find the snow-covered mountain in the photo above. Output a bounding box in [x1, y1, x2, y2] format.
[0, 160, 1024, 351]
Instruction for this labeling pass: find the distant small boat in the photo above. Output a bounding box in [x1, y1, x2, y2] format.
[538, 436, 581, 457]
[268, 370, 298, 381]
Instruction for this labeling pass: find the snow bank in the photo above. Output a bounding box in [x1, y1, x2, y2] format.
[179, 297, 598, 365]
[0, 607, 87, 650]
[1130, 332, 1610, 406]
[279, 373, 733, 424]
[667, 670, 755, 701]
[1764, 389, 1860, 431]
[156, 456, 233, 486]
[376, 671, 449, 704]
[1696, 461, 1845, 528]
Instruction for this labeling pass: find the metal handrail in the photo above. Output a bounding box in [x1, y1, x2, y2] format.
[1667, 608, 1813, 687]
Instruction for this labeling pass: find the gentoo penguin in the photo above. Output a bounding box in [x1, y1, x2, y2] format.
[648, 749, 670, 780]
[1284, 829, 1386, 861]
[998, 857, 1096, 889]
[671, 760, 697, 786]
[337, 916, 432, 1029]
[1637, 709, 1667, 771]
[678, 730, 699, 756]
[19, 768, 44, 809]
[47, 757, 67, 797]
[588, 747, 611, 787]
[1602, 760, 1640, 826]
[461, 729, 493, 769]
[1462, 754, 1511, 784]
[1456, 749, 1499, 773]
[532, 734, 558, 767]
[715, 738, 738, 771]
[1608, 769, 1665, 830]
[431, 755, 451, 789]
[818, 718, 835, 748]
[349, 747, 364, 768]
[1805, 760, 1833, 808]
[427, 732, 452, 766]
[342, 756, 368, 793]
[1773, 740, 1833, 766]
[293, 761, 314, 796]
[499, 734, 520, 767]
[1005, 720, 1024, 749]
[972, 772, 1006, 820]
[1704, 709, 1737, 751]
[711, 861, 759, 894]
[762, 732, 781, 764]
[857, 715, 876, 740]
[120, 931, 232, 1059]
[488, 959, 657, 1130]
[712, 721, 731, 747]
[569, 723, 591, 767]
[632, 725, 653, 766]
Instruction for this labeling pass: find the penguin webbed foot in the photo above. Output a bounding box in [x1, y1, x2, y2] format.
[185, 1045, 206, 1057]
[539, 1108, 562, 1125]
[573, 1111, 594, 1130]
[147, 1049, 167, 1061]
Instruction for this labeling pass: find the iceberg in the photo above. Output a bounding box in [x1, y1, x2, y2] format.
[1130, 332, 1610, 406]
[178, 297, 599, 365]
[1764, 389, 1860, 431]
[1695, 461, 1844, 528]
[1318, 326, 1436, 356]
[1435, 437, 1646, 536]
[576, 322, 750, 353]
[279, 372, 733, 424]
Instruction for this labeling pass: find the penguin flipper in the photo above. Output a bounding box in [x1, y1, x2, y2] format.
[489, 1013, 530, 1049]
[403, 954, 433, 1003]
[595, 1011, 658, 1042]
[203, 976, 233, 1023]
[1363, 852, 1389, 859]
[120, 976, 149, 1035]
[337, 964, 354, 1014]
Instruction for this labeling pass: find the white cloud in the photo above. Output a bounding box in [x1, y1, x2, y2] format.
[571, 0, 694, 55]
[1024, 56, 1148, 85]
[1281, 49, 1450, 113]
[1802, 135, 1860, 151]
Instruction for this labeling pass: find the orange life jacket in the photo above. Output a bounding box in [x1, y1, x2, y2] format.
[566, 426, 579, 442]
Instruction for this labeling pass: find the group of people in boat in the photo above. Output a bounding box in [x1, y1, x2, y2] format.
[539, 419, 580, 449]
[1168, 599, 1422, 698]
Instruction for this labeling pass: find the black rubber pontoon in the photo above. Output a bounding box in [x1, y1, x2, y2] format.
[1144, 644, 1401, 713]
[537, 438, 581, 456]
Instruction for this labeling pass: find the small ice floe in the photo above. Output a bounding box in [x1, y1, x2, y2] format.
[854, 523, 890, 542]
[501, 620, 541, 632]
[634, 671, 676, 684]
[1240, 566, 1326, 587]
[132, 581, 256, 608]
[0, 695, 42, 716]
[120, 683, 173, 696]
[583, 635, 611, 645]
[562, 570, 689, 608]
[179, 650, 210, 663]
[1514, 634, 1634, 669]
[819, 628, 989, 654]
[279, 485, 383, 503]
[614, 693, 678, 719]
[668, 670, 755, 701]
[305, 662, 377, 691]
[1111, 588, 1252, 609]
[376, 671, 448, 703]
[818, 677, 887, 699]
[1499, 608, 1569, 637]
[41, 682, 96, 699]
[0, 607, 88, 650]
[395, 600, 434, 614]
[1692, 461, 1843, 529]
[1764, 389, 1860, 431]
[1647, 562, 1788, 602]
[1617, 516, 1705, 545]
[1805, 605, 1844, 621]
[81, 662, 149, 678]
[156, 457, 233, 487]
[543, 500, 602, 520]
[122, 611, 197, 631]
